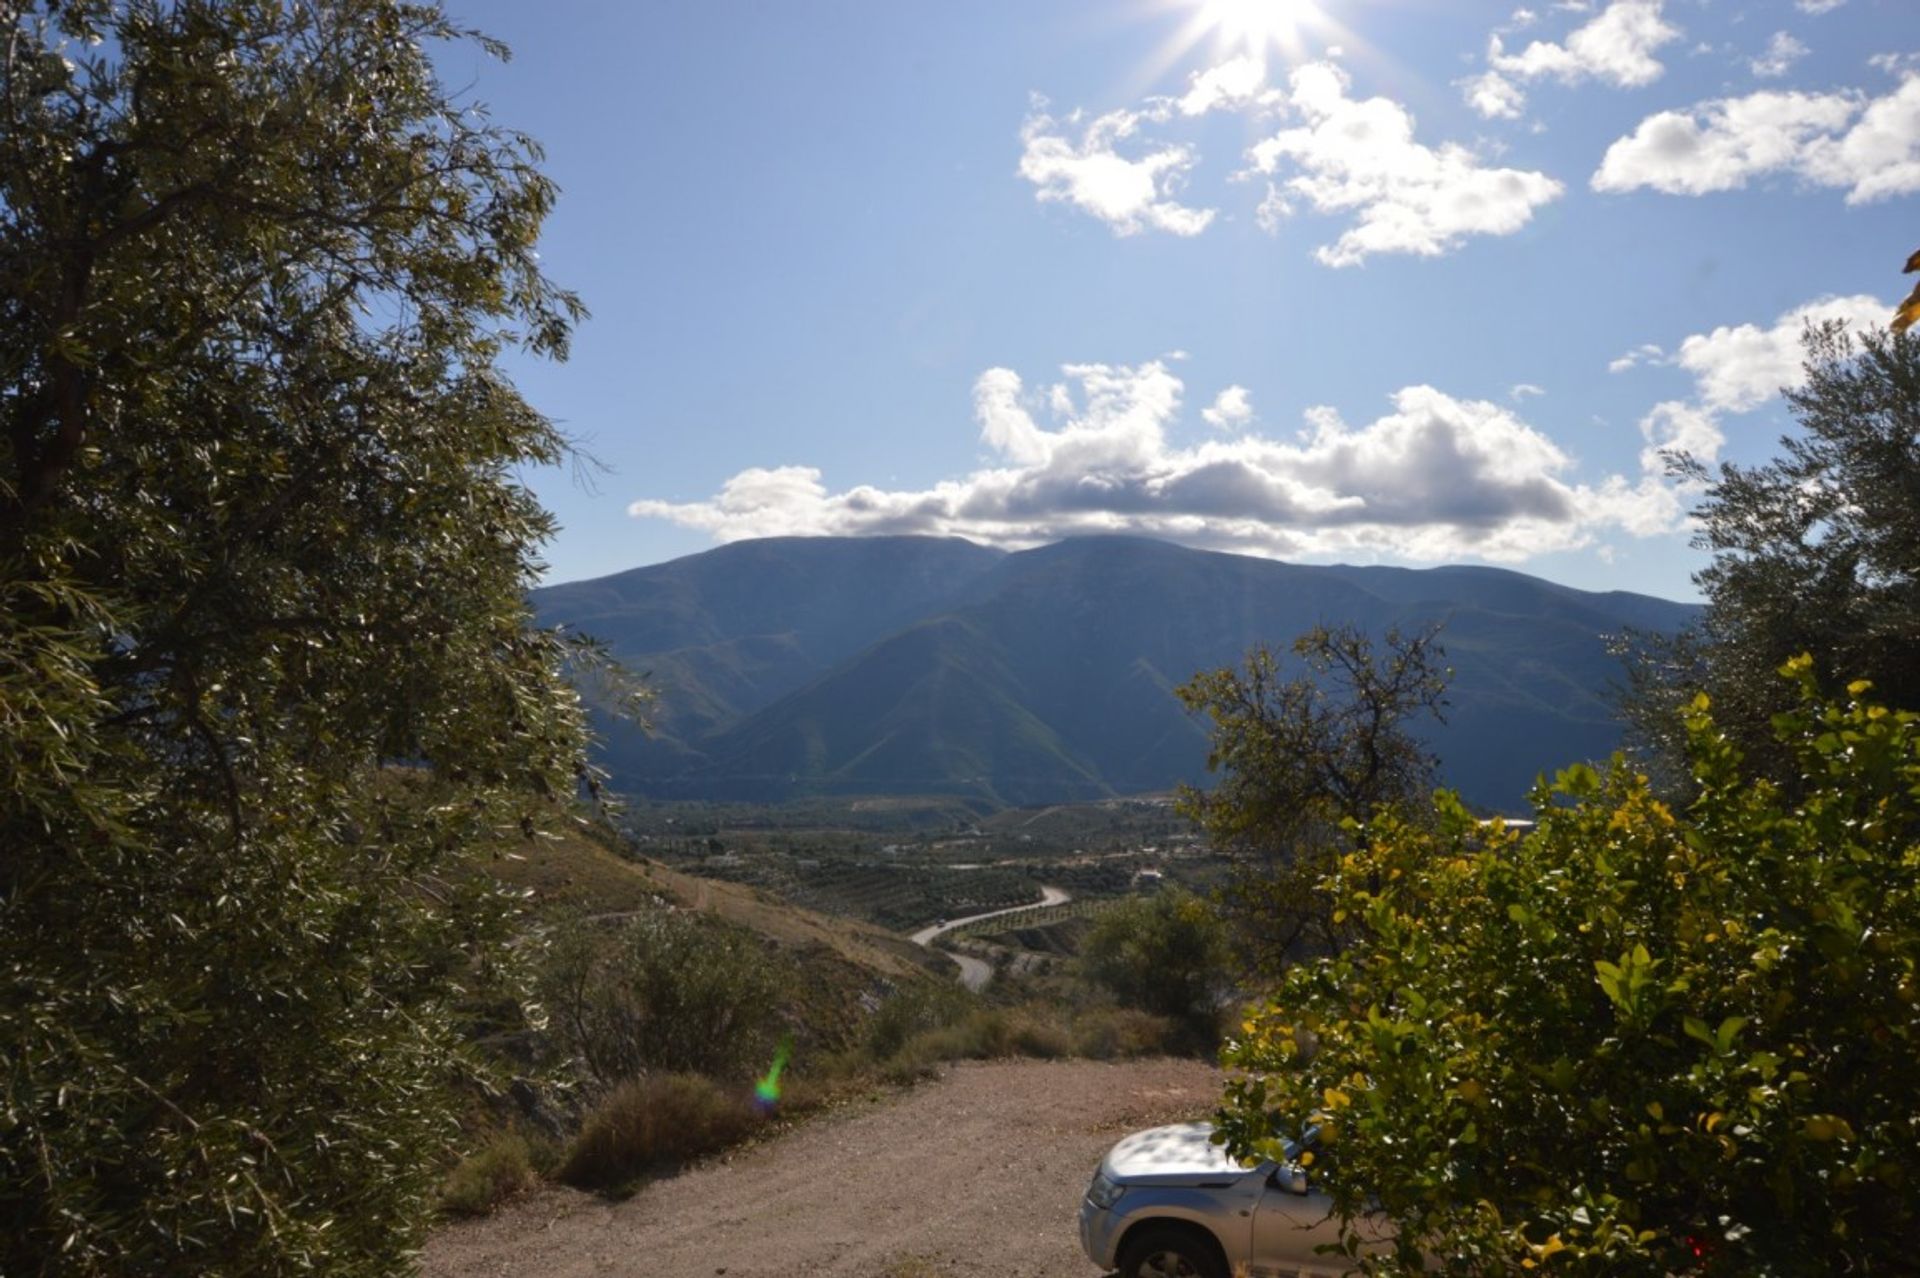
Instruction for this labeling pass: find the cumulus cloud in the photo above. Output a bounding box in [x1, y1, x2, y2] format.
[1615, 294, 1887, 491]
[1672, 294, 1888, 414]
[1170, 54, 1279, 117]
[1020, 56, 1557, 262]
[1247, 62, 1564, 266]
[630, 359, 1681, 564]
[1751, 32, 1810, 80]
[1593, 76, 1920, 202]
[1202, 385, 1255, 430]
[1465, 1, 1682, 118]
[1018, 104, 1215, 237]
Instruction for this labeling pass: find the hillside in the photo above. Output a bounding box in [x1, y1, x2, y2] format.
[485, 820, 945, 1050]
[534, 535, 1698, 812]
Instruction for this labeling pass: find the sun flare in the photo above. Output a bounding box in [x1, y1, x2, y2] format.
[1193, 0, 1323, 60]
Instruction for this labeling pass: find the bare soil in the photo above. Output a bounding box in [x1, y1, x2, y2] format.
[422, 1058, 1222, 1278]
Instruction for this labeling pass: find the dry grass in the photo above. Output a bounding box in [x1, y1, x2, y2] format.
[558, 1073, 763, 1193]
[438, 1133, 542, 1217]
[486, 821, 937, 981]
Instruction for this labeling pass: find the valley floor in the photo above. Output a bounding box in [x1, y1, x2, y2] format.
[422, 1057, 1222, 1278]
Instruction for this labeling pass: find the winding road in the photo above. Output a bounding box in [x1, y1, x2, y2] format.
[909, 885, 1069, 991]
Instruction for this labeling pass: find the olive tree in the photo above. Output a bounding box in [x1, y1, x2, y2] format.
[0, 2, 590, 1271]
[1618, 322, 1920, 790]
[1216, 661, 1920, 1275]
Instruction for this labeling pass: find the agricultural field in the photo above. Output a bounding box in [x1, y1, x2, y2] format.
[619, 796, 1227, 932]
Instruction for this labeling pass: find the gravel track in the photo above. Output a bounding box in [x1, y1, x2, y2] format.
[422, 1057, 1222, 1278]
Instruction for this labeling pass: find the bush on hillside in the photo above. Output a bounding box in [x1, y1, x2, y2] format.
[541, 908, 785, 1084]
[1081, 888, 1231, 1047]
[438, 1133, 544, 1218]
[558, 1074, 760, 1192]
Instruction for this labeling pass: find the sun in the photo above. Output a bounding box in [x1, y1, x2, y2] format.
[1193, 0, 1323, 59]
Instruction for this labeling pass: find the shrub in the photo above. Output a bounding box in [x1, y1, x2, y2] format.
[1217, 665, 1920, 1274]
[1081, 888, 1230, 1047]
[1071, 1008, 1180, 1060]
[542, 909, 784, 1084]
[558, 1074, 760, 1192]
[439, 1134, 540, 1218]
[865, 981, 979, 1061]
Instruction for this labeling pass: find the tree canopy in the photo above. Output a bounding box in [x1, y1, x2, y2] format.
[1619, 322, 1920, 789]
[1177, 623, 1450, 970]
[1216, 662, 1920, 1275]
[1, 2, 589, 1271]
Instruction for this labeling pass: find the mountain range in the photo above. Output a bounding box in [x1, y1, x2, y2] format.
[532, 535, 1699, 813]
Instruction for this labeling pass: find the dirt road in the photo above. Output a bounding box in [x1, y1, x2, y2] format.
[423, 1057, 1221, 1278]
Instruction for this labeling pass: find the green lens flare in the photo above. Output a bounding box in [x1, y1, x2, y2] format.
[755, 1037, 791, 1104]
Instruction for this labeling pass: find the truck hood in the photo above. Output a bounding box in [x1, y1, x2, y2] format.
[1100, 1122, 1262, 1187]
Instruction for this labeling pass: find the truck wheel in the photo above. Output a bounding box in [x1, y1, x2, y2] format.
[1117, 1225, 1227, 1278]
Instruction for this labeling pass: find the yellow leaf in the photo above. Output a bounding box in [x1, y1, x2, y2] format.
[1646, 1101, 1663, 1121]
[1897, 281, 1920, 334]
[1323, 1087, 1352, 1109]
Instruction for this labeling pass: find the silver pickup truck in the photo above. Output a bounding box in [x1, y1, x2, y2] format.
[1078, 1122, 1386, 1278]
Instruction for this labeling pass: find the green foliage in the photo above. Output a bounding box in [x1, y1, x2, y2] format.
[865, 982, 982, 1062]
[0, 2, 588, 1271]
[558, 1074, 761, 1193]
[1621, 323, 1920, 789]
[541, 909, 785, 1085]
[1216, 666, 1920, 1274]
[1081, 889, 1231, 1046]
[1178, 624, 1450, 969]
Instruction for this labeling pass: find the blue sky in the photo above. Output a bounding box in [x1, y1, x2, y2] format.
[448, 0, 1915, 602]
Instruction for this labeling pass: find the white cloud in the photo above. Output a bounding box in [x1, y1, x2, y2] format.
[1797, 0, 1845, 12]
[1171, 54, 1278, 117]
[1870, 52, 1920, 76]
[1672, 294, 1887, 414]
[1247, 62, 1564, 266]
[1751, 32, 1809, 79]
[1594, 77, 1920, 202]
[1610, 294, 1886, 500]
[630, 359, 1680, 564]
[1465, 1, 1682, 118]
[1510, 383, 1547, 400]
[1637, 400, 1724, 475]
[1202, 385, 1255, 430]
[1609, 342, 1665, 373]
[1462, 70, 1528, 120]
[1018, 105, 1215, 237]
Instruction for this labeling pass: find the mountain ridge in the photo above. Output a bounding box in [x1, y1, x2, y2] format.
[534, 535, 1698, 812]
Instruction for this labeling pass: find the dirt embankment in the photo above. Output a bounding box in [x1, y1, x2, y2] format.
[423, 1057, 1222, 1278]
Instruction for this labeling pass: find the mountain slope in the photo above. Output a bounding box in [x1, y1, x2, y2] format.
[531, 535, 1006, 778]
[535, 535, 1698, 811]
